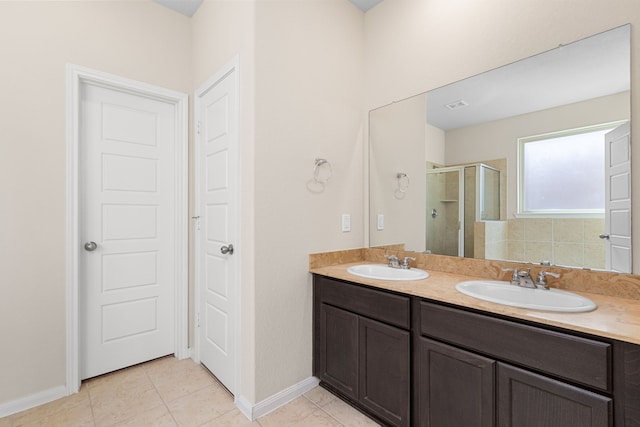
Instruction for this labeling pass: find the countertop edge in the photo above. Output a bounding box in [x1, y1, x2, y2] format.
[310, 262, 640, 346]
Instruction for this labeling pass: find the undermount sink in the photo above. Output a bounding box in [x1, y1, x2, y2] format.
[455, 280, 596, 312]
[347, 264, 430, 281]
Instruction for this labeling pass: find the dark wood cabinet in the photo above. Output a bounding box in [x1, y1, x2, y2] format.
[314, 275, 410, 426]
[317, 304, 359, 400]
[417, 300, 613, 427]
[498, 363, 612, 427]
[417, 338, 495, 427]
[312, 274, 640, 427]
[359, 317, 411, 426]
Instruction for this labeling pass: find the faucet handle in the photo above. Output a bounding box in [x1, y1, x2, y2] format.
[401, 256, 416, 269]
[518, 268, 532, 278]
[536, 270, 560, 289]
[385, 254, 400, 267]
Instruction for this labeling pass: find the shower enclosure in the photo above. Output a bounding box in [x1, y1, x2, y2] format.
[426, 164, 500, 257]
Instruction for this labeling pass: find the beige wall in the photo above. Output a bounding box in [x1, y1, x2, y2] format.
[364, 0, 640, 270]
[4, 0, 640, 414]
[193, 0, 366, 404]
[190, 0, 258, 404]
[0, 1, 191, 405]
[445, 92, 630, 217]
[369, 94, 426, 251]
[1, 0, 364, 410]
[253, 0, 364, 401]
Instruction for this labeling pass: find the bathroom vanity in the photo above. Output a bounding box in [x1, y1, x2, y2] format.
[312, 269, 640, 427]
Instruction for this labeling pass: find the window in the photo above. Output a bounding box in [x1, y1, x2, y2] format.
[517, 123, 622, 217]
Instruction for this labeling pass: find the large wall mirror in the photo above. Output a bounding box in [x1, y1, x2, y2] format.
[369, 24, 632, 273]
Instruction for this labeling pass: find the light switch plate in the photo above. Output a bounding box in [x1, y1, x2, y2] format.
[377, 213, 384, 230]
[342, 214, 351, 232]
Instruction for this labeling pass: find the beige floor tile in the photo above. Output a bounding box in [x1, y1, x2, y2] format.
[321, 399, 380, 427]
[111, 404, 176, 427]
[167, 383, 234, 427]
[304, 387, 338, 408]
[258, 396, 320, 427]
[0, 415, 11, 427]
[86, 365, 149, 396]
[140, 356, 177, 375]
[13, 402, 94, 427]
[90, 376, 164, 426]
[145, 357, 216, 403]
[298, 410, 344, 426]
[12, 385, 91, 426]
[200, 408, 260, 426]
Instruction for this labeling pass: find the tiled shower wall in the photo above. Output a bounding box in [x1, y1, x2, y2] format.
[479, 218, 606, 269]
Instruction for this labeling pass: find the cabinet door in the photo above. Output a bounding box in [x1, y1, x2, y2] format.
[359, 317, 411, 427]
[418, 338, 496, 427]
[498, 363, 612, 427]
[317, 303, 359, 400]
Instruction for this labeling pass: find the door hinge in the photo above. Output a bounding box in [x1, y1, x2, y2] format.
[197, 120, 201, 135]
[196, 312, 200, 328]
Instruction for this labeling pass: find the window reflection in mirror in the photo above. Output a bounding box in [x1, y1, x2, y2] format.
[369, 24, 631, 272]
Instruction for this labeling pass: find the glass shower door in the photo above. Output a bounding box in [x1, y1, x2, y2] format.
[426, 168, 463, 256]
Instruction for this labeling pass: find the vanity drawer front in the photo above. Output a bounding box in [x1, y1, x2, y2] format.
[420, 301, 611, 391]
[315, 276, 410, 330]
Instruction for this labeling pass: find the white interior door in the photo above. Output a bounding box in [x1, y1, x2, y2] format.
[196, 64, 238, 394]
[79, 81, 176, 379]
[604, 122, 631, 273]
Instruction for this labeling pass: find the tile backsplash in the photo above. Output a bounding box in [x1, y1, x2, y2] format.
[310, 247, 640, 301]
[477, 218, 605, 269]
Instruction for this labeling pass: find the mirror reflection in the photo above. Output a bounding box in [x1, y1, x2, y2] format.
[369, 24, 631, 272]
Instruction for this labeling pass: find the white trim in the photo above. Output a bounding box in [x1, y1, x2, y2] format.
[65, 64, 189, 395]
[0, 386, 67, 418]
[193, 56, 241, 392]
[236, 377, 321, 421]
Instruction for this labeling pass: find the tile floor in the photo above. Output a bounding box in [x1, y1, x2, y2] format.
[0, 356, 380, 427]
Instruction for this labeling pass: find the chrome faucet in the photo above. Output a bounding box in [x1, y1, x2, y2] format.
[536, 270, 561, 290]
[400, 256, 416, 269]
[385, 255, 416, 269]
[385, 255, 401, 268]
[502, 267, 561, 290]
[502, 267, 536, 288]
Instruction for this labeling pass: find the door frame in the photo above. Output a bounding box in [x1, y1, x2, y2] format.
[192, 56, 241, 394]
[65, 64, 189, 394]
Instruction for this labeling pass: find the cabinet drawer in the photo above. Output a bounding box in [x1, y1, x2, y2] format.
[314, 275, 410, 330]
[420, 301, 611, 391]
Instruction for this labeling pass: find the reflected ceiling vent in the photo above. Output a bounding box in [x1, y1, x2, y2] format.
[445, 100, 469, 110]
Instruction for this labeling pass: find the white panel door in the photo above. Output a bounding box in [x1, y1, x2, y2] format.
[80, 82, 175, 379]
[604, 122, 631, 273]
[197, 67, 238, 394]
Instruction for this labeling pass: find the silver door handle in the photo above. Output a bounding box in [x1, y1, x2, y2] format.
[599, 234, 610, 240]
[220, 244, 234, 255]
[84, 241, 98, 251]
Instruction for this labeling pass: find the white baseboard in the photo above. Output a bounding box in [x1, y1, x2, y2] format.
[176, 347, 191, 360]
[0, 385, 67, 418]
[236, 376, 320, 421]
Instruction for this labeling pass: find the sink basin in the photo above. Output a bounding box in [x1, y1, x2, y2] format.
[347, 264, 430, 281]
[455, 280, 596, 312]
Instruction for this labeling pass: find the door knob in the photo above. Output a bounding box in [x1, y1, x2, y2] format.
[599, 234, 610, 240]
[220, 244, 234, 255]
[84, 241, 98, 251]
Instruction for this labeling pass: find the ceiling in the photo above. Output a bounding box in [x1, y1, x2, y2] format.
[153, 0, 203, 16]
[426, 25, 630, 131]
[152, 0, 383, 17]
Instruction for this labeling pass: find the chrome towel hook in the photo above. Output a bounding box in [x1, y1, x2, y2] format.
[394, 172, 410, 199]
[307, 158, 333, 193]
